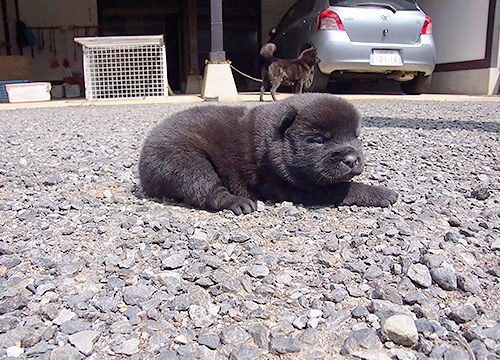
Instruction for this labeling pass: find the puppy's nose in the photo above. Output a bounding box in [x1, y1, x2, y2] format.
[342, 154, 358, 168]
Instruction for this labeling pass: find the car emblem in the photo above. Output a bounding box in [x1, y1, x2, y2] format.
[381, 13, 392, 21]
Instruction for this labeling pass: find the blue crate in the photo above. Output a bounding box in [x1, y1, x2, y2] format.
[0, 80, 30, 103]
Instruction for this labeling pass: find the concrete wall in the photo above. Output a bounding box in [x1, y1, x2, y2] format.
[431, 68, 499, 95]
[0, 0, 98, 82]
[417, 0, 489, 64]
[418, 0, 499, 94]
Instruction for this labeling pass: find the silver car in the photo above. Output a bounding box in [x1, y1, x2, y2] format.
[269, 0, 436, 94]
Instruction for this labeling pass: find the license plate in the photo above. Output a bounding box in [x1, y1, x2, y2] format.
[370, 50, 403, 66]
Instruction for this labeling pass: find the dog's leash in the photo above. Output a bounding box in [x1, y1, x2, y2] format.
[230, 64, 263, 83]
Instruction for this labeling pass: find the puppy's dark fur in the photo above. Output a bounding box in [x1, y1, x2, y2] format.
[139, 93, 397, 215]
[259, 43, 319, 101]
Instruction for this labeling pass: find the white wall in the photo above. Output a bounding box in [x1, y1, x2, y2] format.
[417, 0, 490, 64]
[1, 0, 98, 81]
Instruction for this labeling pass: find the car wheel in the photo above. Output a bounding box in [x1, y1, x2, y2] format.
[400, 73, 432, 95]
[304, 64, 329, 92]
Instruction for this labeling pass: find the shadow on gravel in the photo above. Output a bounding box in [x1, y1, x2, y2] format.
[363, 117, 500, 133]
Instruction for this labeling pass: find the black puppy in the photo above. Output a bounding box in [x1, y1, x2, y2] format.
[139, 93, 398, 215]
[259, 43, 319, 101]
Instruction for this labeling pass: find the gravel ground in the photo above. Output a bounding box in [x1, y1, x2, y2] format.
[0, 97, 499, 360]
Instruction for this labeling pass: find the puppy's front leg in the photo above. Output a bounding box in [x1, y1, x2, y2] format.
[207, 186, 257, 215]
[337, 182, 398, 207]
[179, 164, 257, 214]
[268, 182, 397, 208]
[143, 149, 256, 214]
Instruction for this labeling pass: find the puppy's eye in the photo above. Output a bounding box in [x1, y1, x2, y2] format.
[307, 136, 325, 144]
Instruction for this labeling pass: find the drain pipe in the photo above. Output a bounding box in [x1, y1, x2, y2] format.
[1, 0, 11, 54]
[209, 0, 225, 62]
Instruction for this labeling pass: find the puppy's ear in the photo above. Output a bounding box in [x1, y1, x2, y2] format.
[277, 110, 297, 138]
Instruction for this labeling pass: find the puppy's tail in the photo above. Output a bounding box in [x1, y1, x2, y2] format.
[260, 43, 278, 62]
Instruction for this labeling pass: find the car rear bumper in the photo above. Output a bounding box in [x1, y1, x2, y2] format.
[311, 31, 436, 76]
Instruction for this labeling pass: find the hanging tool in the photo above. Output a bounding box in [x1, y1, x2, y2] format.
[73, 27, 78, 61]
[37, 28, 43, 54]
[62, 29, 70, 68]
[50, 28, 59, 68]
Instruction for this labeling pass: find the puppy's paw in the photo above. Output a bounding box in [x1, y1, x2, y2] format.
[225, 196, 257, 215]
[368, 186, 398, 207]
[340, 183, 398, 207]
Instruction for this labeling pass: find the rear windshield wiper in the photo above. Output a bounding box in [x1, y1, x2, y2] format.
[356, 3, 397, 13]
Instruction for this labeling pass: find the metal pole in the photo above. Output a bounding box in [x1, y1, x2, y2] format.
[209, 0, 226, 62]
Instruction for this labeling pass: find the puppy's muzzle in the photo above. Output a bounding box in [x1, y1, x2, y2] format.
[342, 154, 359, 168]
[341, 153, 364, 175]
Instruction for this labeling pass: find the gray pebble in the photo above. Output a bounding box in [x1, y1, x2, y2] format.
[189, 305, 213, 328]
[220, 325, 250, 346]
[430, 267, 457, 290]
[269, 336, 301, 355]
[112, 338, 140, 355]
[60, 320, 92, 335]
[246, 265, 269, 278]
[382, 314, 419, 347]
[351, 306, 369, 318]
[123, 285, 155, 305]
[24, 341, 50, 357]
[449, 303, 477, 323]
[340, 328, 382, 354]
[403, 290, 425, 305]
[197, 333, 220, 350]
[407, 263, 432, 288]
[0, 316, 19, 332]
[52, 309, 76, 325]
[161, 253, 186, 270]
[457, 274, 483, 295]
[0, 243, 14, 255]
[0, 256, 21, 269]
[247, 323, 269, 348]
[230, 345, 262, 360]
[49, 345, 83, 360]
[324, 288, 348, 303]
[156, 349, 179, 360]
[68, 330, 100, 356]
[325, 308, 352, 329]
[469, 339, 488, 360]
[443, 347, 470, 360]
[488, 266, 500, 277]
[471, 186, 490, 200]
[483, 323, 500, 341]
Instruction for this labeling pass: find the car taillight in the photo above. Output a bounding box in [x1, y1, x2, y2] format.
[420, 15, 432, 35]
[317, 10, 345, 31]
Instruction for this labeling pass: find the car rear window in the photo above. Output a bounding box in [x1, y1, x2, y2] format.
[329, 0, 420, 11]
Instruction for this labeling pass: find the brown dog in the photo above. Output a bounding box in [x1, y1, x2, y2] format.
[259, 43, 319, 101]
